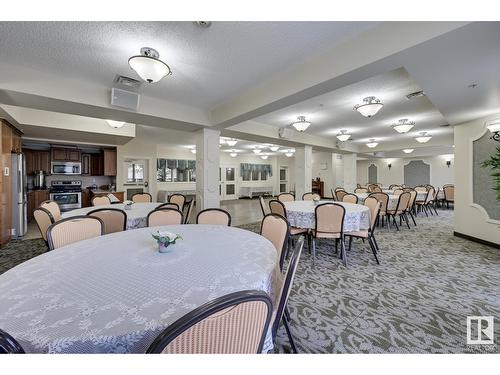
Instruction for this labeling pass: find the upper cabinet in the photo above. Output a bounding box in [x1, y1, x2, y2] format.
[103, 149, 117, 176]
[24, 149, 51, 175]
[51, 147, 81, 162]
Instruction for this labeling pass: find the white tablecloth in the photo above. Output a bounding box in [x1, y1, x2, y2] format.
[355, 193, 399, 210]
[62, 203, 162, 229]
[284, 201, 370, 231]
[0, 225, 278, 353]
[382, 189, 428, 201]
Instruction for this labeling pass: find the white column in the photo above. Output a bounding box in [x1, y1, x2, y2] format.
[196, 128, 220, 212]
[343, 153, 357, 192]
[294, 145, 312, 199]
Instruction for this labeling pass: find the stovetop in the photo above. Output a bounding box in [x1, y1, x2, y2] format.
[49, 180, 82, 193]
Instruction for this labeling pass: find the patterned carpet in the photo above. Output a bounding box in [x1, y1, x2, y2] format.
[1, 210, 499, 353]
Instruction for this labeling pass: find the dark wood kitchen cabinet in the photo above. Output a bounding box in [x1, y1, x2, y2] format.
[103, 148, 117, 176]
[24, 149, 51, 175]
[51, 147, 81, 162]
[91, 153, 104, 176]
[27, 190, 50, 222]
[81, 153, 91, 175]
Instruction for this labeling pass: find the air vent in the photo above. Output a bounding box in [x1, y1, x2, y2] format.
[406, 90, 426, 100]
[113, 75, 142, 92]
[440, 123, 450, 127]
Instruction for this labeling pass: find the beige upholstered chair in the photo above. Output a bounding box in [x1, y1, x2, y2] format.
[92, 196, 111, 206]
[302, 192, 320, 201]
[335, 190, 347, 201]
[33, 207, 55, 244]
[87, 208, 127, 234]
[156, 202, 179, 210]
[196, 208, 231, 226]
[146, 290, 273, 354]
[443, 185, 454, 208]
[259, 195, 267, 218]
[417, 187, 438, 217]
[277, 193, 295, 203]
[169, 194, 186, 211]
[147, 208, 183, 227]
[260, 213, 289, 271]
[183, 199, 195, 224]
[393, 189, 403, 196]
[132, 193, 153, 203]
[269, 200, 308, 247]
[47, 216, 104, 250]
[372, 185, 382, 193]
[406, 190, 417, 225]
[312, 203, 346, 266]
[40, 200, 61, 221]
[414, 186, 427, 192]
[345, 197, 381, 264]
[342, 193, 358, 204]
[354, 188, 368, 194]
[386, 192, 411, 230]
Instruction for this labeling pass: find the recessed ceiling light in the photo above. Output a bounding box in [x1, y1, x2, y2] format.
[366, 139, 379, 148]
[128, 47, 172, 83]
[336, 129, 351, 142]
[269, 145, 280, 152]
[415, 132, 432, 143]
[392, 119, 415, 134]
[291, 116, 311, 132]
[402, 148, 414, 154]
[354, 96, 383, 118]
[106, 120, 126, 128]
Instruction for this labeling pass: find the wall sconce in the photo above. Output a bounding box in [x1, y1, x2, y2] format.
[446, 160, 451, 168]
[486, 118, 500, 142]
[388, 163, 392, 170]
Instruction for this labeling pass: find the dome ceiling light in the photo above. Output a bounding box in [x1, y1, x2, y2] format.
[261, 154, 269, 160]
[392, 119, 415, 134]
[402, 148, 414, 154]
[415, 132, 432, 143]
[269, 145, 280, 152]
[291, 116, 311, 132]
[128, 47, 172, 83]
[252, 148, 262, 154]
[229, 150, 238, 157]
[190, 149, 196, 154]
[354, 96, 384, 118]
[226, 139, 238, 147]
[285, 149, 295, 157]
[336, 129, 351, 142]
[106, 120, 126, 128]
[366, 139, 379, 148]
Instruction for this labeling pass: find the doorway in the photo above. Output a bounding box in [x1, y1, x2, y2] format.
[279, 166, 289, 193]
[220, 165, 238, 200]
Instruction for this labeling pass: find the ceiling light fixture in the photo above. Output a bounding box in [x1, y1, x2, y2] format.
[269, 146, 280, 152]
[336, 129, 351, 142]
[106, 120, 126, 129]
[230, 150, 238, 157]
[285, 149, 294, 157]
[261, 155, 269, 160]
[291, 116, 311, 132]
[366, 139, 379, 148]
[392, 119, 415, 134]
[486, 118, 500, 142]
[253, 148, 262, 154]
[402, 148, 415, 154]
[354, 96, 384, 118]
[415, 132, 432, 143]
[128, 47, 172, 83]
[226, 139, 238, 147]
[190, 149, 196, 154]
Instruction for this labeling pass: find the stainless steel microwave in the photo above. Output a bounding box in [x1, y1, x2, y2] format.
[51, 162, 82, 175]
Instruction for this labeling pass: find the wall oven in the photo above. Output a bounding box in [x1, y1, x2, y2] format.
[49, 180, 82, 211]
[51, 162, 82, 175]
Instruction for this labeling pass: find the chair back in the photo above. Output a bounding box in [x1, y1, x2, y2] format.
[408, 190, 417, 209]
[272, 237, 304, 338]
[368, 192, 389, 213]
[389, 184, 402, 190]
[277, 193, 294, 202]
[258, 195, 267, 217]
[395, 192, 411, 213]
[315, 203, 345, 235]
[132, 193, 153, 203]
[364, 197, 381, 232]
[372, 185, 382, 193]
[87, 208, 127, 234]
[302, 192, 320, 201]
[393, 189, 403, 196]
[92, 196, 111, 206]
[47, 216, 104, 250]
[147, 208, 183, 227]
[0, 329, 25, 354]
[40, 200, 61, 221]
[342, 193, 358, 204]
[196, 208, 231, 226]
[425, 187, 435, 204]
[184, 199, 195, 224]
[444, 185, 454, 201]
[156, 202, 179, 210]
[354, 188, 368, 194]
[330, 188, 336, 201]
[269, 199, 287, 218]
[335, 190, 347, 201]
[33, 207, 55, 242]
[169, 194, 186, 210]
[414, 186, 427, 192]
[260, 213, 290, 271]
[146, 290, 272, 354]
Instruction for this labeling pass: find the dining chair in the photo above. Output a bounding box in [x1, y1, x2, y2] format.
[156, 202, 179, 210]
[354, 188, 368, 194]
[335, 190, 347, 202]
[87, 208, 127, 234]
[47, 216, 104, 250]
[406, 190, 418, 225]
[372, 185, 382, 193]
[269, 199, 309, 253]
[443, 185, 454, 209]
[40, 200, 61, 221]
[302, 192, 320, 201]
[277, 193, 295, 202]
[386, 192, 411, 230]
[132, 193, 153, 203]
[312, 203, 346, 266]
[414, 186, 427, 192]
[330, 188, 337, 201]
[92, 196, 111, 206]
[169, 194, 186, 211]
[345, 197, 381, 264]
[393, 189, 404, 196]
[368, 192, 390, 228]
[147, 208, 183, 227]
[271, 236, 304, 354]
[33, 207, 55, 246]
[146, 290, 273, 354]
[260, 213, 290, 271]
[0, 329, 25, 354]
[259, 195, 267, 218]
[196, 208, 231, 226]
[183, 199, 195, 224]
[342, 193, 358, 204]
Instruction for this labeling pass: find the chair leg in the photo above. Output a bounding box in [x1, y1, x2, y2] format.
[312, 238, 316, 262]
[392, 215, 399, 231]
[334, 238, 338, 254]
[341, 235, 347, 267]
[403, 213, 411, 229]
[348, 236, 353, 251]
[433, 204, 438, 215]
[368, 236, 380, 264]
[409, 211, 417, 226]
[284, 306, 291, 322]
[282, 317, 298, 354]
[372, 234, 380, 252]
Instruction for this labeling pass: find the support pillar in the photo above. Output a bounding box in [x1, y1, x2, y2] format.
[196, 128, 220, 212]
[294, 146, 312, 199]
[343, 153, 357, 192]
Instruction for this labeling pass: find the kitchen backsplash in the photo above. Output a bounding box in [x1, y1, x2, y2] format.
[27, 175, 116, 190]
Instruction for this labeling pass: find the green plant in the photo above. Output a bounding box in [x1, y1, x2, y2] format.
[152, 231, 182, 245]
[481, 145, 500, 202]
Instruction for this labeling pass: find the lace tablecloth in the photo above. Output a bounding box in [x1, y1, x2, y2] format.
[62, 203, 162, 229]
[355, 193, 400, 210]
[0, 225, 278, 353]
[284, 201, 370, 231]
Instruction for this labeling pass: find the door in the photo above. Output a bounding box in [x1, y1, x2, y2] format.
[220, 165, 238, 200]
[279, 166, 288, 193]
[124, 159, 149, 192]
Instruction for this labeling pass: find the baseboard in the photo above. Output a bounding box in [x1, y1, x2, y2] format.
[453, 231, 500, 249]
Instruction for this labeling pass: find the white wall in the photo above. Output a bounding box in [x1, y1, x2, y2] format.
[312, 151, 334, 196]
[454, 115, 500, 245]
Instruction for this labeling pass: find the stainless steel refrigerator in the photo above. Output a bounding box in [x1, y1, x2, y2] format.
[11, 153, 27, 238]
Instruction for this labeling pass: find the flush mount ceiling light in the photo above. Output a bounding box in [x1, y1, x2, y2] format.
[261, 155, 269, 160]
[106, 120, 126, 128]
[415, 132, 432, 143]
[366, 139, 379, 148]
[269, 145, 280, 152]
[252, 148, 262, 154]
[226, 139, 238, 147]
[190, 149, 196, 154]
[128, 47, 172, 83]
[285, 149, 295, 157]
[486, 118, 500, 141]
[354, 96, 384, 118]
[230, 150, 238, 157]
[336, 129, 351, 142]
[392, 119, 415, 134]
[291, 116, 311, 132]
[402, 148, 415, 154]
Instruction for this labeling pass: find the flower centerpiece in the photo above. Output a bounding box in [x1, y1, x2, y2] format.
[152, 231, 183, 253]
[124, 200, 134, 210]
[313, 196, 321, 205]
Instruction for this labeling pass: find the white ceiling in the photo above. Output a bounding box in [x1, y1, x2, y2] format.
[0, 21, 377, 110]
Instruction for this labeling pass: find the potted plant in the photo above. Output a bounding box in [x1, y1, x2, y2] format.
[152, 231, 183, 253]
[481, 145, 500, 202]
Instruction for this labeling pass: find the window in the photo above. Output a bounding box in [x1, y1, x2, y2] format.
[242, 170, 251, 181]
[261, 170, 268, 180]
[157, 159, 195, 182]
[252, 170, 259, 181]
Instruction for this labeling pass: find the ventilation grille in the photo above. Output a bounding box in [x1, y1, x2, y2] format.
[113, 75, 142, 92]
[406, 90, 426, 100]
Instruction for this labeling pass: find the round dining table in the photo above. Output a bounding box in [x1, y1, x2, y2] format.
[355, 193, 400, 210]
[0, 225, 279, 353]
[62, 202, 162, 229]
[284, 200, 370, 231]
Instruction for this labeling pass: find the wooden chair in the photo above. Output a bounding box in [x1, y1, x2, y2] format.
[183, 199, 195, 224]
[196, 208, 231, 226]
[443, 185, 454, 209]
[87, 208, 127, 234]
[146, 290, 272, 354]
[342, 193, 358, 204]
[33, 207, 55, 246]
[277, 193, 295, 202]
[260, 213, 290, 271]
[39, 200, 61, 221]
[132, 193, 153, 203]
[92, 196, 111, 206]
[312, 203, 347, 266]
[0, 329, 25, 354]
[147, 208, 183, 227]
[302, 192, 320, 201]
[258, 195, 267, 218]
[47, 216, 104, 250]
[169, 194, 186, 211]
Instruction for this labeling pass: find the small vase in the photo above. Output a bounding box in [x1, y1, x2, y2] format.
[124, 205, 132, 210]
[158, 242, 172, 253]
